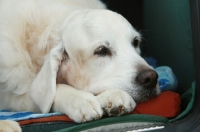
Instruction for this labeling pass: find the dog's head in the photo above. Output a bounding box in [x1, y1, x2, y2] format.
[56, 10, 160, 102]
[31, 9, 160, 113]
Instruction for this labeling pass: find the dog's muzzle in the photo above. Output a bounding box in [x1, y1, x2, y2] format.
[136, 69, 158, 89]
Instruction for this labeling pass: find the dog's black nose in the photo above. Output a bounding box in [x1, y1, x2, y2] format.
[136, 69, 158, 88]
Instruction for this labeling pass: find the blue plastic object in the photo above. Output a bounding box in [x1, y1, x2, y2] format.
[155, 66, 178, 91]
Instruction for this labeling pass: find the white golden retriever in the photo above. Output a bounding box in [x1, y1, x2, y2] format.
[0, 0, 160, 131]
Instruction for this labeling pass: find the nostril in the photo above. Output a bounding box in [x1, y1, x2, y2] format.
[136, 69, 158, 88]
[137, 74, 151, 84]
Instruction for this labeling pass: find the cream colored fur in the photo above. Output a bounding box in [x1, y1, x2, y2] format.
[0, 121, 21, 132]
[0, 0, 160, 131]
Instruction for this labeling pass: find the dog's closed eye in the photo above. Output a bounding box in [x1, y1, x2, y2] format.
[94, 45, 112, 57]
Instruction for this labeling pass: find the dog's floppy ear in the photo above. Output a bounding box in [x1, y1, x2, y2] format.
[30, 42, 65, 113]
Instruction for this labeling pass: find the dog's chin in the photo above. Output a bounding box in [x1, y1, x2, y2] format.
[131, 85, 161, 103]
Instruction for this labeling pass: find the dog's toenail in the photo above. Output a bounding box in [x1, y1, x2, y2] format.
[96, 114, 101, 119]
[108, 102, 112, 108]
[119, 106, 125, 114]
[82, 117, 87, 123]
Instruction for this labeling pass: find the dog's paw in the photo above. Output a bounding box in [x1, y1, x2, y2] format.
[96, 89, 136, 116]
[67, 92, 103, 123]
[0, 120, 21, 132]
[53, 85, 103, 123]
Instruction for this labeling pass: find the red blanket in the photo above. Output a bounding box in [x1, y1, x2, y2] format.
[19, 91, 181, 125]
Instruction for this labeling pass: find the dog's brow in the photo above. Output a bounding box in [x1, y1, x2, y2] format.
[104, 41, 117, 56]
[105, 41, 110, 46]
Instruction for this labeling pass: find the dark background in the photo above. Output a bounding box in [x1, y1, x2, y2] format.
[100, 0, 195, 95]
[100, 0, 143, 31]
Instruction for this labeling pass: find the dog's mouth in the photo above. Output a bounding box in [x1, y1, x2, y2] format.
[131, 84, 160, 103]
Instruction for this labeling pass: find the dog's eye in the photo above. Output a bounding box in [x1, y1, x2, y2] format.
[94, 45, 111, 57]
[132, 37, 140, 48]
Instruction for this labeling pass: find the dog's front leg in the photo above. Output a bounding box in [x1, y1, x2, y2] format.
[0, 120, 21, 132]
[52, 84, 103, 123]
[96, 89, 136, 116]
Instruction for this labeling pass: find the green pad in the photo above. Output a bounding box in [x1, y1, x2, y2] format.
[169, 82, 195, 122]
[55, 114, 168, 132]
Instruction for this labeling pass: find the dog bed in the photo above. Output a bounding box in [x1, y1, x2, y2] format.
[0, 82, 195, 131]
